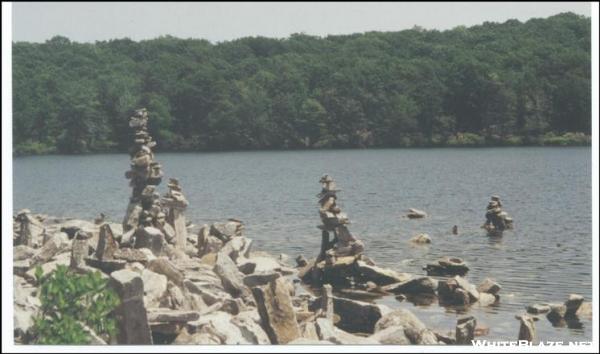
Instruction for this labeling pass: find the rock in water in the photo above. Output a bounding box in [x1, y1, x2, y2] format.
[516, 314, 538, 342]
[455, 316, 476, 344]
[355, 260, 411, 286]
[406, 208, 427, 219]
[383, 276, 438, 295]
[251, 277, 300, 344]
[564, 294, 584, 317]
[109, 269, 153, 344]
[424, 256, 469, 276]
[409, 233, 431, 244]
[527, 304, 551, 315]
[477, 278, 502, 295]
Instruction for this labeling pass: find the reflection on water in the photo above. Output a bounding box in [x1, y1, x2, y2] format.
[14, 147, 592, 341]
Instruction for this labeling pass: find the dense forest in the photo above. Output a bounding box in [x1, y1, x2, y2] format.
[13, 12, 591, 155]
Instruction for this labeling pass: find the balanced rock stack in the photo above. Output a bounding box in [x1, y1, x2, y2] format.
[162, 178, 189, 251]
[483, 195, 513, 235]
[317, 174, 365, 263]
[299, 175, 404, 288]
[123, 108, 164, 233]
[120, 108, 192, 257]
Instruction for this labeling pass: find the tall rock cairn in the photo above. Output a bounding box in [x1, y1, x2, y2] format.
[317, 175, 365, 263]
[123, 108, 164, 232]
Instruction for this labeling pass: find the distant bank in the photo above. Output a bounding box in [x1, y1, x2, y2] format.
[13, 13, 591, 156]
[13, 132, 591, 156]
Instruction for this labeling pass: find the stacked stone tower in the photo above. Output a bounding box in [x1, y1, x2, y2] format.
[317, 175, 364, 263]
[123, 108, 164, 232]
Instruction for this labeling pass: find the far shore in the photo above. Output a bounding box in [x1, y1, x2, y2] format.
[12, 133, 592, 157]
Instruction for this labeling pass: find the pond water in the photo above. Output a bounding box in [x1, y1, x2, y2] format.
[13, 147, 593, 342]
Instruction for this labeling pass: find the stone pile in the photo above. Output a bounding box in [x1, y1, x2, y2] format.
[123, 108, 164, 233]
[120, 109, 191, 259]
[317, 175, 365, 262]
[483, 195, 513, 235]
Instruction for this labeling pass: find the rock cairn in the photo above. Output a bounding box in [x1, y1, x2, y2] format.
[483, 195, 513, 234]
[317, 174, 364, 263]
[162, 178, 189, 251]
[123, 108, 164, 233]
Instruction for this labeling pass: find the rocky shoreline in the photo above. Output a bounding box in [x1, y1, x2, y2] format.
[12, 109, 592, 345]
[12, 211, 592, 345]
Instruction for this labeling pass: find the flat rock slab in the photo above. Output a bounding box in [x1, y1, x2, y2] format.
[477, 278, 502, 295]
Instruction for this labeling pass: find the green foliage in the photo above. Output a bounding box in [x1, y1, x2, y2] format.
[12, 13, 591, 154]
[32, 265, 120, 344]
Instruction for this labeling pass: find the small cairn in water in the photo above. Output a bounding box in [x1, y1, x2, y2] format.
[299, 175, 413, 290]
[483, 195, 513, 235]
[317, 174, 365, 263]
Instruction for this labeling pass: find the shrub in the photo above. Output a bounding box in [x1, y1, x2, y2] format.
[32, 265, 120, 344]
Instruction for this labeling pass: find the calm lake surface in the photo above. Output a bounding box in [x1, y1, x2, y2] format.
[14, 147, 592, 341]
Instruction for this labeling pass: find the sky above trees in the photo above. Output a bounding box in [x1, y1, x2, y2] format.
[12, 2, 590, 43]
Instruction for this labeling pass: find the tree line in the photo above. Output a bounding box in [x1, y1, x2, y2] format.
[13, 12, 591, 155]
